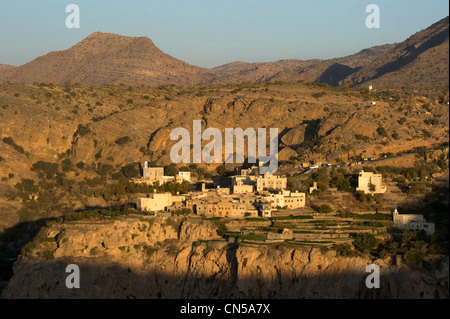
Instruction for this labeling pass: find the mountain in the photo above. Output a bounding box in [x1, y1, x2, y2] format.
[0, 64, 15, 73]
[212, 44, 396, 85]
[0, 32, 395, 87]
[342, 16, 449, 89]
[211, 59, 322, 83]
[0, 32, 214, 86]
[0, 17, 448, 88]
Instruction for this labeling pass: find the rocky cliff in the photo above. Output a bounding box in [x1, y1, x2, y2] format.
[2, 217, 448, 299]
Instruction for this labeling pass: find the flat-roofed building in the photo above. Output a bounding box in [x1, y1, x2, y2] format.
[176, 171, 191, 182]
[393, 208, 435, 236]
[284, 191, 306, 209]
[137, 192, 185, 212]
[259, 201, 273, 218]
[256, 174, 287, 192]
[260, 193, 285, 209]
[193, 198, 249, 218]
[142, 162, 164, 180]
[233, 184, 254, 194]
[356, 170, 387, 194]
[231, 175, 257, 194]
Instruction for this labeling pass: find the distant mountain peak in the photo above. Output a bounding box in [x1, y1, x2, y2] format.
[0, 17, 447, 89]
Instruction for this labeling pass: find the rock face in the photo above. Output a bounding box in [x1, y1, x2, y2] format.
[2, 217, 448, 299]
[281, 125, 308, 146]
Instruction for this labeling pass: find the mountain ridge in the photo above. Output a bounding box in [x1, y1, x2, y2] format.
[0, 16, 448, 88]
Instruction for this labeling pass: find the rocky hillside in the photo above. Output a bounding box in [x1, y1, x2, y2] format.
[343, 16, 449, 89]
[0, 80, 448, 251]
[0, 82, 448, 185]
[2, 217, 448, 299]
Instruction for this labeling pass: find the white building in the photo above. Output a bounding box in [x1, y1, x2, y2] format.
[176, 171, 191, 182]
[393, 208, 435, 236]
[356, 171, 387, 194]
[283, 191, 306, 209]
[137, 192, 185, 212]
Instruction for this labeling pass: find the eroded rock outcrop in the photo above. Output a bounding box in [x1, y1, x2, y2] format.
[2, 217, 448, 299]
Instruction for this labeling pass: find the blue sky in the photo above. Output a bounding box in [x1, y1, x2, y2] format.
[0, 0, 448, 68]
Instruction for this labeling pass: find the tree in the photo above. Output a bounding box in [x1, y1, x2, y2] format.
[2, 137, 25, 154]
[216, 223, 228, 237]
[333, 174, 352, 192]
[404, 250, 424, 268]
[416, 147, 428, 161]
[122, 163, 140, 178]
[319, 204, 332, 214]
[164, 164, 178, 177]
[31, 161, 59, 179]
[76, 162, 86, 169]
[14, 179, 39, 200]
[352, 233, 378, 253]
[74, 124, 91, 137]
[377, 127, 388, 137]
[61, 158, 74, 172]
[216, 165, 227, 177]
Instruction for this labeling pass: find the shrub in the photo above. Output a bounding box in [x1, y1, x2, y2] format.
[398, 117, 407, 125]
[115, 136, 131, 145]
[352, 233, 378, 253]
[74, 124, 91, 137]
[332, 243, 357, 257]
[61, 158, 74, 172]
[94, 150, 102, 160]
[404, 250, 424, 268]
[31, 161, 59, 179]
[96, 163, 114, 176]
[355, 134, 371, 142]
[121, 163, 140, 178]
[171, 208, 192, 216]
[145, 246, 158, 256]
[2, 137, 25, 154]
[312, 92, 326, 99]
[164, 164, 178, 177]
[377, 127, 388, 137]
[216, 223, 228, 237]
[320, 246, 330, 254]
[319, 204, 332, 214]
[76, 162, 86, 169]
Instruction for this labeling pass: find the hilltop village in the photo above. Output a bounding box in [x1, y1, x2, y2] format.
[131, 161, 435, 244]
